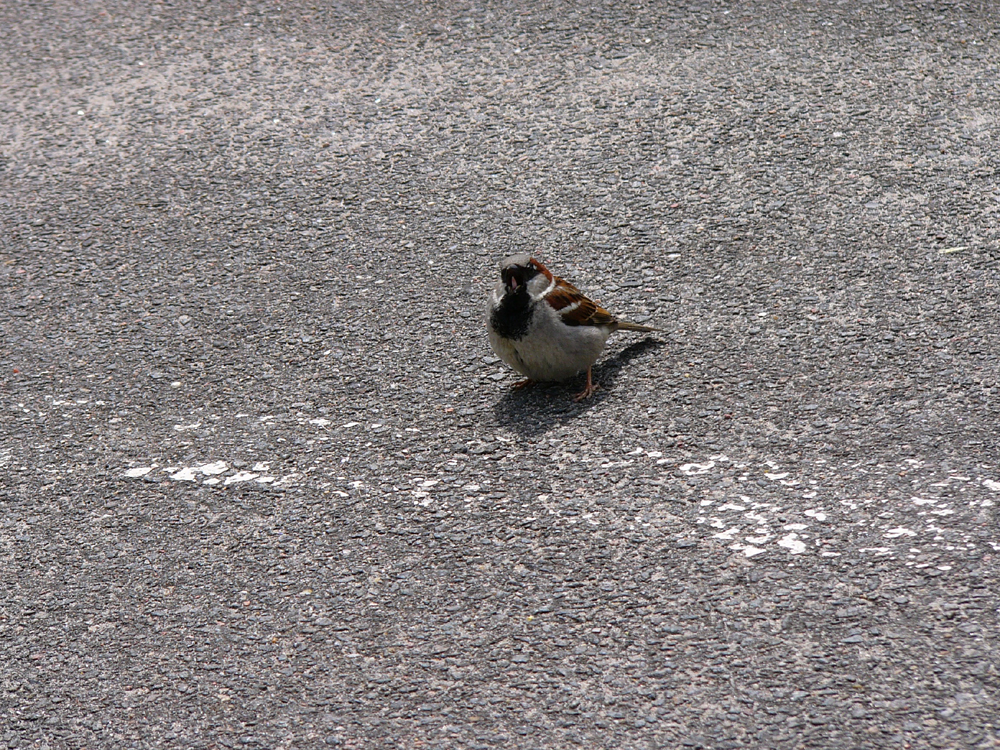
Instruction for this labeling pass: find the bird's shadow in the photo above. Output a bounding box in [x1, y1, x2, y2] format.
[492, 337, 666, 437]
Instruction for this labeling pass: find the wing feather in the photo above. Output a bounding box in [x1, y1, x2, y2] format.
[546, 278, 619, 329]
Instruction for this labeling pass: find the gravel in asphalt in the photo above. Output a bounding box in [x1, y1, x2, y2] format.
[2, 1, 999, 748]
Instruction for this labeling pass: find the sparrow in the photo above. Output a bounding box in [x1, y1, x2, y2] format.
[486, 253, 658, 400]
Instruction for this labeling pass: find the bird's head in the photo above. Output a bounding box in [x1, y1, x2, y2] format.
[499, 254, 550, 296]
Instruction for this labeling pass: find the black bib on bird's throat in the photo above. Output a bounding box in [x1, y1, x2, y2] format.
[490, 290, 533, 341]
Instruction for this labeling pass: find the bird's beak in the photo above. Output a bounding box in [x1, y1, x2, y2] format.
[508, 276, 519, 291]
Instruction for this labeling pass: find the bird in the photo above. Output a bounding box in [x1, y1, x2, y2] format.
[486, 253, 658, 400]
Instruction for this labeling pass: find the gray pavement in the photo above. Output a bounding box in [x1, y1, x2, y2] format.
[2, 1, 999, 748]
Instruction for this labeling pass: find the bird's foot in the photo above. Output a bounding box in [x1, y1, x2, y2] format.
[573, 368, 598, 401]
[511, 378, 535, 390]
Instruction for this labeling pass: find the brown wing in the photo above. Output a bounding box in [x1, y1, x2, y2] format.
[546, 277, 619, 329]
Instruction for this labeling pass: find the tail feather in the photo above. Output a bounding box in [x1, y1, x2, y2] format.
[616, 319, 659, 333]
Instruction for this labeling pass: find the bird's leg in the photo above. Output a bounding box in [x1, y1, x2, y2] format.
[573, 367, 598, 401]
[511, 378, 535, 390]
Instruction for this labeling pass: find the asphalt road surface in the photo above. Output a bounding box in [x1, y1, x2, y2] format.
[3, 1, 999, 748]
